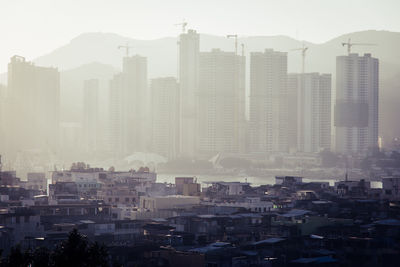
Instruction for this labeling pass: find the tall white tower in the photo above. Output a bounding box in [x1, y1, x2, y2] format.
[198, 49, 245, 155]
[7, 55, 60, 158]
[249, 49, 288, 153]
[179, 29, 199, 159]
[335, 53, 379, 154]
[296, 73, 331, 153]
[82, 79, 99, 153]
[151, 77, 180, 160]
[109, 55, 148, 156]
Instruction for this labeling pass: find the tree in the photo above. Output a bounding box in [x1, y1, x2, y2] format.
[50, 229, 109, 267]
[86, 242, 109, 267]
[0, 230, 109, 267]
[4, 245, 31, 267]
[31, 247, 50, 267]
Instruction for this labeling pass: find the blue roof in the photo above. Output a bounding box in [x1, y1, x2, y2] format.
[189, 242, 231, 253]
[252, 237, 285, 245]
[280, 209, 310, 218]
[291, 256, 337, 264]
[374, 219, 400, 226]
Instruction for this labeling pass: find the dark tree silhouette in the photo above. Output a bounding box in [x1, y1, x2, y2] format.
[52, 229, 90, 267]
[86, 242, 109, 267]
[3, 245, 31, 267]
[31, 247, 50, 267]
[52, 229, 109, 267]
[1, 229, 109, 267]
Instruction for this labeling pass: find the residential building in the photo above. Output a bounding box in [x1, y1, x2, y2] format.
[295, 73, 331, 153]
[0, 85, 6, 153]
[287, 74, 299, 153]
[382, 176, 400, 200]
[175, 177, 200, 196]
[140, 195, 200, 212]
[109, 55, 148, 156]
[249, 49, 288, 153]
[179, 29, 199, 159]
[26, 172, 47, 192]
[150, 77, 180, 160]
[198, 49, 245, 155]
[82, 79, 99, 153]
[6, 55, 60, 158]
[335, 53, 379, 154]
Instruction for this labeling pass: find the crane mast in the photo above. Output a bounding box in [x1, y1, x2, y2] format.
[227, 34, 238, 55]
[291, 44, 308, 73]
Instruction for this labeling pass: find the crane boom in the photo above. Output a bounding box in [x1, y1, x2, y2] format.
[342, 38, 377, 54]
[118, 43, 133, 57]
[174, 21, 188, 33]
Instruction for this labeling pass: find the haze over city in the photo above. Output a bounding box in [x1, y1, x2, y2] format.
[1, 0, 400, 73]
[0, 1, 399, 266]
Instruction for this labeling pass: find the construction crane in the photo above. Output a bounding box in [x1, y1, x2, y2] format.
[175, 21, 188, 34]
[291, 44, 308, 73]
[227, 34, 238, 55]
[341, 38, 377, 55]
[118, 43, 133, 57]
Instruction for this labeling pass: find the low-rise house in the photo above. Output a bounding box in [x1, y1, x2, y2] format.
[49, 182, 80, 204]
[25, 172, 47, 193]
[0, 207, 44, 245]
[140, 195, 200, 212]
[382, 176, 400, 200]
[213, 197, 274, 213]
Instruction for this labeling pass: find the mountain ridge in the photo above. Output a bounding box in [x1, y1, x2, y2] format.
[1, 30, 399, 145]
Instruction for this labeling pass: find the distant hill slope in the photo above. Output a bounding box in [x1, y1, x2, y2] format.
[3, 30, 400, 145]
[33, 30, 400, 75]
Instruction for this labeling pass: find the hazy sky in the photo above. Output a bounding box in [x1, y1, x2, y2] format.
[0, 0, 399, 73]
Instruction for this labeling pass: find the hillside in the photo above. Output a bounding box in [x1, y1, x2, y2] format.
[2, 30, 400, 145]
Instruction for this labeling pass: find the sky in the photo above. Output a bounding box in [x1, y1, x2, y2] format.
[0, 0, 399, 73]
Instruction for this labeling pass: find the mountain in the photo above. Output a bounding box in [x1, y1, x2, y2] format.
[35, 32, 178, 78]
[3, 30, 400, 146]
[33, 30, 400, 75]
